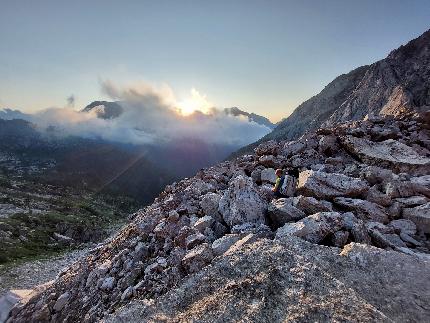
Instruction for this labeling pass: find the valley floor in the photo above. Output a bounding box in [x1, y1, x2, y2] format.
[0, 246, 91, 297]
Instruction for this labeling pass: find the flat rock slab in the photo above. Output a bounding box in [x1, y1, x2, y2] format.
[342, 136, 430, 175]
[297, 170, 369, 200]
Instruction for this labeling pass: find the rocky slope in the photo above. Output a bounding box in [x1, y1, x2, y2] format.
[6, 109, 430, 322]
[234, 29, 430, 157]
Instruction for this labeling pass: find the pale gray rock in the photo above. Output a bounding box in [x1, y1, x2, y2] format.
[388, 219, 417, 236]
[403, 202, 430, 233]
[318, 135, 339, 155]
[394, 196, 429, 207]
[254, 140, 279, 156]
[276, 212, 343, 243]
[211, 234, 241, 256]
[297, 170, 369, 199]
[366, 185, 392, 207]
[181, 243, 214, 274]
[360, 166, 394, 185]
[281, 140, 306, 157]
[331, 230, 350, 247]
[342, 136, 430, 175]
[53, 292, 70, 312]
[193, 215, 214, 233]
[292, 195, 333, 214]
[185, 233, 206, 250]
[260, 168, 277, 184]
[267, 198, 306, 226]
[100, 277, 116, 291]
[110, 238, 430, 322]
[258, 155, 276, 168]
[333, 197, 389, 223]
[218, 175, 268, 227]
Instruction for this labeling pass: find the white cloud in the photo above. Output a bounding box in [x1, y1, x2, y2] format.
[1, 80, 272, 147]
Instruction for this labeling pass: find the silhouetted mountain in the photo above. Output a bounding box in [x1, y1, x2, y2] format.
[82, 101, 124, 119]
[224, 107, 276, 129]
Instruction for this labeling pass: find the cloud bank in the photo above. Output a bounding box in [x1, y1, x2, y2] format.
[0, 80, 272, 147]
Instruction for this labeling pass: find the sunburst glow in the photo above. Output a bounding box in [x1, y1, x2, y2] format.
[176, 88, 213, 116]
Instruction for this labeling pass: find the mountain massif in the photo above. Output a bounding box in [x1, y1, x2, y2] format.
[4, 29, 430, 322]
[235, 29, 430, 156]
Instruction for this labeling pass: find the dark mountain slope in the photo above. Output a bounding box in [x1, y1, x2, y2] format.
[234, 29, 430, 157]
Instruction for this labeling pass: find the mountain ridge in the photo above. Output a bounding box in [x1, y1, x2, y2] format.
[233, 28, 430, 157]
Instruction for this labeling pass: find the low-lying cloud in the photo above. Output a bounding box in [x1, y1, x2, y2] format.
[1, 80, 272, 147]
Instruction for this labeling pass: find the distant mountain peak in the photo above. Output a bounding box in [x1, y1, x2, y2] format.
[82, 101, 123, 119]
[224, 107, 275, 129]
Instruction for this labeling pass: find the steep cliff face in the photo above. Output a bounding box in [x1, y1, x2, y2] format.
[7, 111, 430, 322]
[234, 29, 430, 158]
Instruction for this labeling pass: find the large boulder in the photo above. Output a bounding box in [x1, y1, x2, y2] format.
[199, 192, 222, 222]
[275, 212, 344, 243]
[333, 197, 389, 223]
[267, 198, 306, 226]
[292, 195, 333, 215]
[403, 202, 430, 234]
[260, 168, 277, 184]
[297, 170, 369, 200]
[218, 175, 268, 227]
[342, 136, 430, 175]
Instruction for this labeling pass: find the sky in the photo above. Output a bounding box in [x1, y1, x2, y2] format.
[0, 0, 429, 122]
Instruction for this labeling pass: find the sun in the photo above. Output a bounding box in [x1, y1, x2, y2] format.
[176, 88, 213, 116]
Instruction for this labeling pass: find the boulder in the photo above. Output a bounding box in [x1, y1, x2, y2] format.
[341, 136, 430, 175]
[292, 195, 333, 215]
[366, 186, 392, 207]
[394, 196, 429, 207]
[100, 277, 116, 291]
[333, 197, 389, 223]
[185, 233, 206, 250]
[53, 292, 70, 312]
[181, 243, 214, 274]
[254, 140, 279, 156]
[193, 215, 215, 233]
[388, 219, 417, 236]
[331, 230, 350, 247]
[211, 234, 241, 256]
[360, 166, 394, 185]
[267, 198, 306, 226]
[258, 155, 276, 168]
[250, 168, 262, 183]
[403, 202, 430, 234]
[260, 168, 277, 184]
[276, 212, 344, 243]
[318, 135, 339, 156]
[297, 170, 369, 200]
[218, 175, 268, 227]
[368, 230, 407, 249]
[199, 193, 222, 222]
[281, 140, 306, 157]
[231, 222, 273, 239]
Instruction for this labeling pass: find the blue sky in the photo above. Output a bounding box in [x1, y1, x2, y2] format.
[0, 0, 429, 122]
